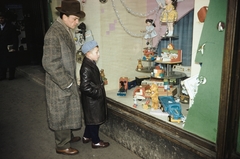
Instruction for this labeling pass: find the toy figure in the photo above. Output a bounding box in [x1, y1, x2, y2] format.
[117, 77, 128, 96]
[142, 48, 155, 61]
[75, 22, 86, 50]
[100, 69, 108, 85]
[119, 81, 126, 92]
[144, 19, 157, 47]
[133, 97, 138, 108]
[78, 22, 87, 41]
[167, 43, 174, 50]
[158, 0, 178, 37]
[143, 98, 151, 110]
[150, 84, 159, 110]
[153, 66, 164, 78]
[136, 59, 144, 71]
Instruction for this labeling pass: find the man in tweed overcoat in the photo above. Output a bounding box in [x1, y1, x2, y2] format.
[42, 0, 85, 155]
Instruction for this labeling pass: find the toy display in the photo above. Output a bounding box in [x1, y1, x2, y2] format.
[130, 2, 187, 124]
[143, 19, 157, 47]
[136, 59, 144, 71]
[133, 97, 138, 108]
[158, 0, 178, 37]
[135, 76, 150, 86]
[117, 77, 128, 96]
[163, 79, 170, 91]
[172, 65, 191, 77]
[133, 80, 177, 104]
[133, 85, 151, 100]
[75, 22, 94, 52]
[100, 69, 108, 85]
[128, 79, 137, 90]
[159, 96, 184, 123]
[167, 43, 174, 50]
[152, 66, 165, 78]
[142, 98, 151, 110]
[141, 79, 164, 87]
[135, 47, 157, 73]
[158, 49, 182, 63]
[158, 87, 177, 96]
[75, 22, 86, 50]
[142, 48, 156, 61]
[150, 84, 159, 110]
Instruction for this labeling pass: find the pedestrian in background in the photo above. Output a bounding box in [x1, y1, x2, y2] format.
[0, 12, 19, 80]
[80, 40, 110, 149]
[42, 0, 85, 155]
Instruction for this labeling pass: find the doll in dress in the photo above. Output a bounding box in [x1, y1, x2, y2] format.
[158, 0, 178, 36]
[144, 19, 157, 47]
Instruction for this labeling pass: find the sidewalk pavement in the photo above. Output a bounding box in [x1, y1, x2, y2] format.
[15, 65, 141, 159]
[17, 65, 45, 86]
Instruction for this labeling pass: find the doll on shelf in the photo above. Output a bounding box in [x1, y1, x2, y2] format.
[144, 19, 157, 47]
[158, 0, 178, 37]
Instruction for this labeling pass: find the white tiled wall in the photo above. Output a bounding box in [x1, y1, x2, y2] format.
[78, 0, 152, 91]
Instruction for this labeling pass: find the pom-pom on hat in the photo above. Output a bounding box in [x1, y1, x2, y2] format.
[56, 0, 85, 18]
[81, 40, 98, 54]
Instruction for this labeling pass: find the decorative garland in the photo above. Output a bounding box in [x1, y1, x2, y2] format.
[111, 0, 162, 38]
[120, 0, 159, 17]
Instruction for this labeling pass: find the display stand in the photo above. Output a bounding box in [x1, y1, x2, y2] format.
[161, 36, 179, 43]
[151, 70, 186, 96]
[154, 61, 182, 77]
[135, 59, 155, 73]
[135, 36, 186, 95]
[152, 35, 185, 95]
[135, 47, 157, 73]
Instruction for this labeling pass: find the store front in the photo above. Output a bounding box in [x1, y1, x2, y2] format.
[97, 1, 240, 158]
[16, 0, 240, 158]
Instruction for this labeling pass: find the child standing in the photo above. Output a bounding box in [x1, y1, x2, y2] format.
[80, 40, 110, 149]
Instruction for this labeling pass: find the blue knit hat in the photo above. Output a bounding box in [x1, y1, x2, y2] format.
[81, 40, 98, 54]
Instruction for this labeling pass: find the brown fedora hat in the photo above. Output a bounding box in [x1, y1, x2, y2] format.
[56, 0, 85, 18]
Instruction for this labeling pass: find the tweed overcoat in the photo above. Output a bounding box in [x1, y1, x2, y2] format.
[42, 19, 81, 131]
[80, 57, 107, 125]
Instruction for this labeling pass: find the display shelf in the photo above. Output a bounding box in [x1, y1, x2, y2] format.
[161, 35, 179, 43]
[106, 88, 189, 128]
[136, 59, 155, 73]
[136, 66, 155, 73]
[155, 60, 182, 76]
[154, 61, 181, 64]
[151, 71, 186, 96]
[143, 47, 157, 52]
[151, 71, 186, 80]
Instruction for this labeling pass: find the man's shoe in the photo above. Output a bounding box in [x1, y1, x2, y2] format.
[82, 137, 91, 144]
[56, 147, 79, 155]
[92, 140, 110, 149]
[70, 136, 81, 143]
